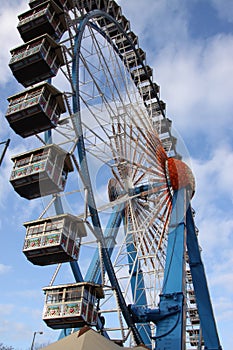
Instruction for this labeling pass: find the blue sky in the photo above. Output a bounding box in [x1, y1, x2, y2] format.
[0, 0, 233, 349]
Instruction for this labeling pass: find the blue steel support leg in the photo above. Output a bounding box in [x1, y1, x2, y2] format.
[85, 204, 124, 283]
[155, 189, 186, 350]
[85, 201, 151, 347]
[125, 229, 152, 348]
[186, 205, 222, 350]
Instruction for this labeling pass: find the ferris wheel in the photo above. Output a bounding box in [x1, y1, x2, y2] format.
[6, 1, 222, 349]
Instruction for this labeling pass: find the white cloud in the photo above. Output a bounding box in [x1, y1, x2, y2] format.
[0, 264, 12, 275]
[190, 146, 233, 260]
[210, 261, 233, 294]
[119, 0, 189, 47]
[154, 33, 233, 142]
[192, 146, 233, 207]
[214, 297, 233, 321]
[118, 1, 233, 152]
[0, 304, 14, 315]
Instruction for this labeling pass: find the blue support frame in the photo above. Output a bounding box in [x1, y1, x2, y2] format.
[85, 203, 125, 283]
[155, 189, 186, 350]
[125, 228, 152, 347]
[129, 189, 222, 349]
[186, 205, 222, 350]
[85, 203, 152, 346]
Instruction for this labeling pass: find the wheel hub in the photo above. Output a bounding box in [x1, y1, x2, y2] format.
[165, 158, 195, 198]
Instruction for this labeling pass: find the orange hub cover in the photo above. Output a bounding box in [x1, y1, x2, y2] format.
[166, 158, 195, 197]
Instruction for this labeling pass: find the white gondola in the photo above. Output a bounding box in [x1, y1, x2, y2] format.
[115, 31, 138, 55]
[29, 0, 74, 10]
[140, 82, 160, 101]
[98, 15, 130, 39]
[42, 282, 104, 329]
[187, 329, 204, 347]
[5, 82, 66, 138]
[188, 308, 200, 325]
[10, 144, 73, 199]
[76, 0, 107, 11]
[23, 214, 87, 266]
[17, 0, 67, 42]
[123, 47, 146, 69]
[131, 65, 153, 85]
[188, 289, 196, 304]
[9, 34, 64, 87]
